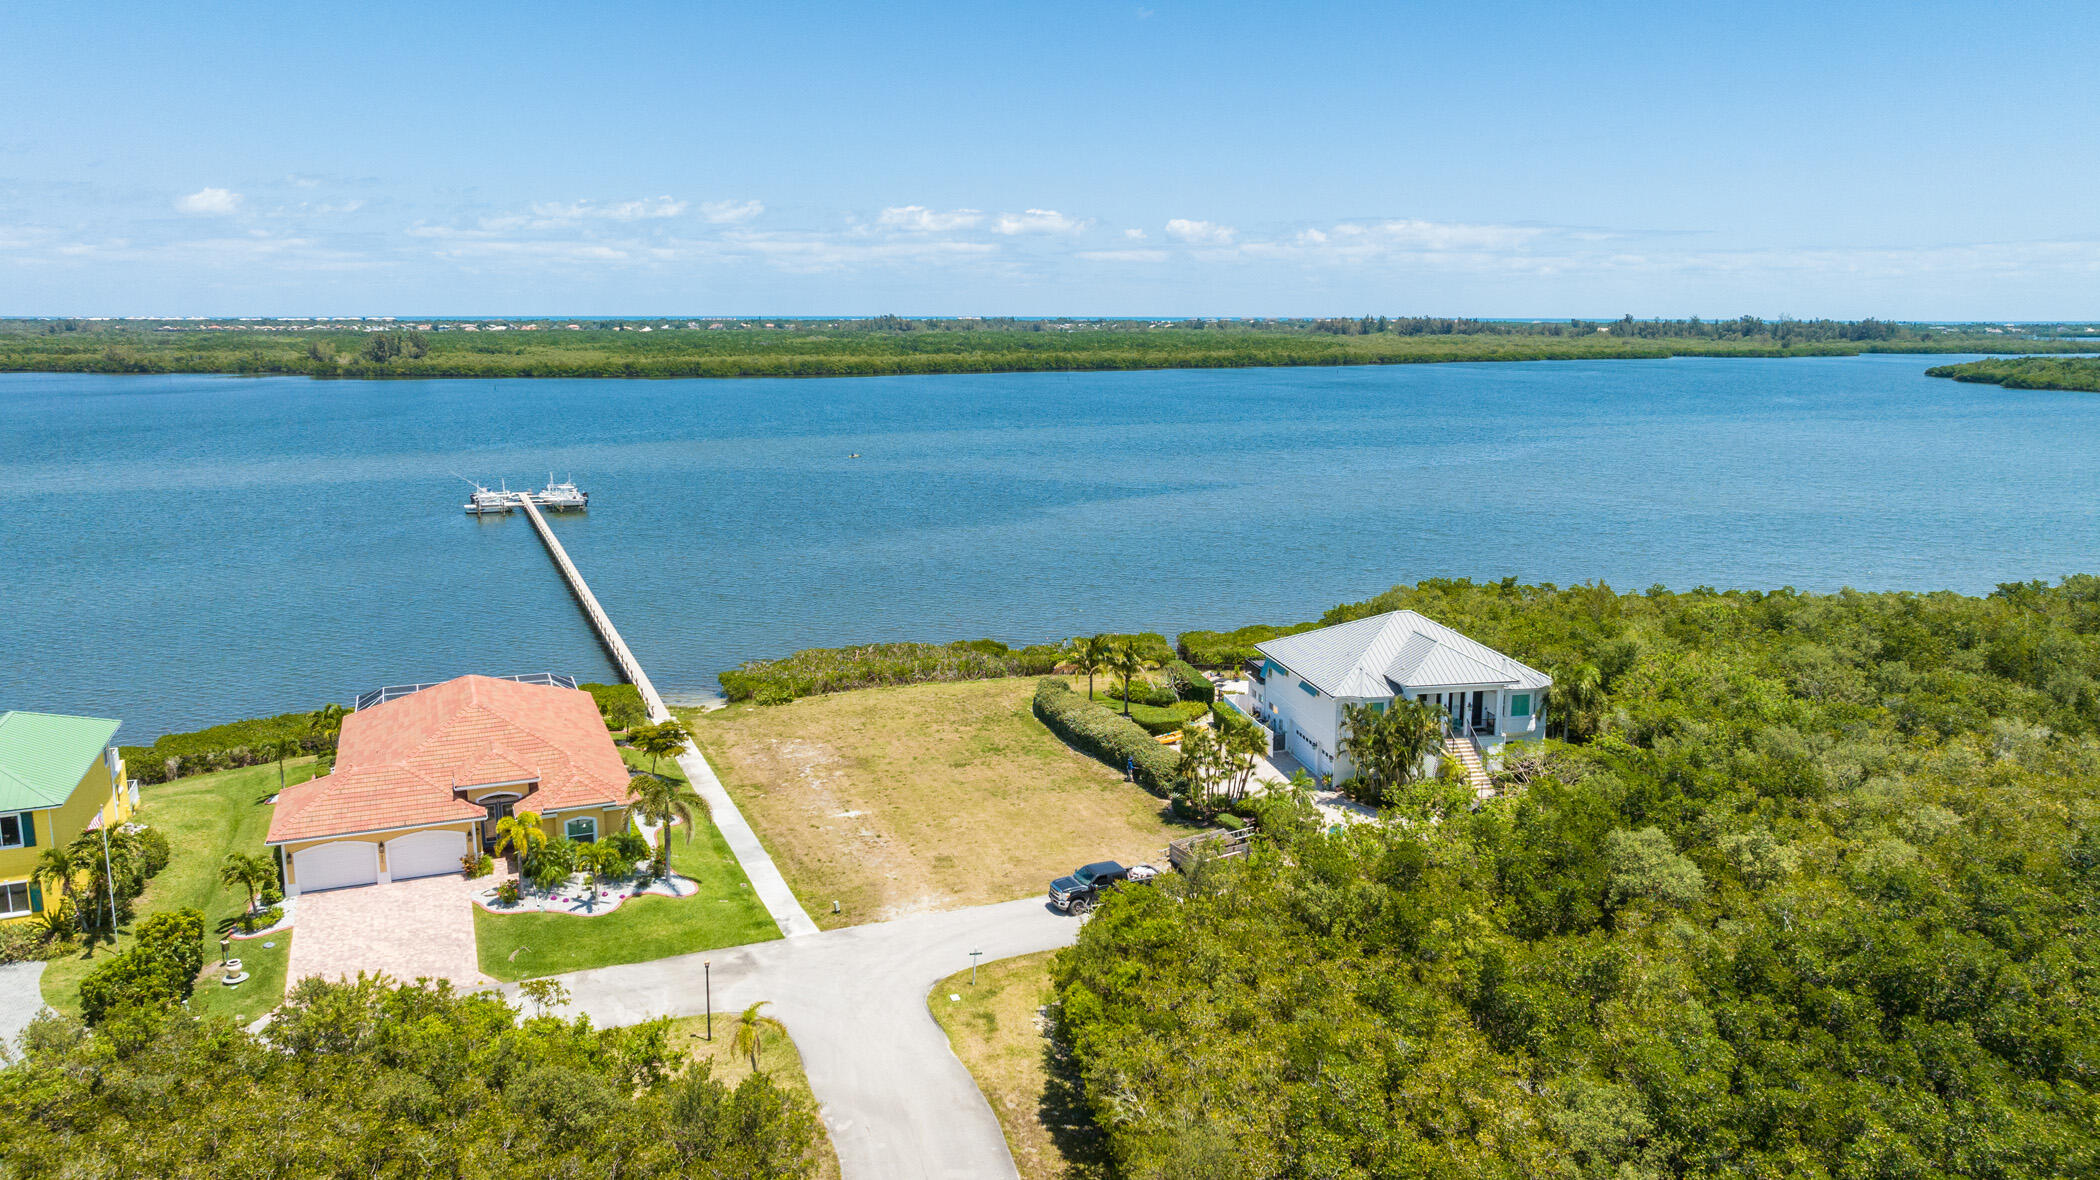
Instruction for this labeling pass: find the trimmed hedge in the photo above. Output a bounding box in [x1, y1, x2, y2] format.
[1032, 678, 1181, 795]
[78, 907, 205, 1025]
[1165, 659, 1216, 703]
[719, 639, 1064, 704]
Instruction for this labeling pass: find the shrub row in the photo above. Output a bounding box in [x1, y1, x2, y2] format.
[1176, 623, 1318, 668]
[78, 907, 204, 1025]
[1164, 659, 1216, 703]
[1032, 678, 1181, 795]
[120, 711, 331, 785]
[720, 639, 1065, 704]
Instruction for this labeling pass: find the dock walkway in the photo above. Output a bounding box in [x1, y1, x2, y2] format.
[516, 495, 820, 938]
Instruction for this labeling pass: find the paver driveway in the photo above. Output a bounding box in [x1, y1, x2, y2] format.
[287, 873, 486, 988]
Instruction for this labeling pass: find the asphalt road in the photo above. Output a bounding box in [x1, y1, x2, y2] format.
[529, 896, 1080, 1180]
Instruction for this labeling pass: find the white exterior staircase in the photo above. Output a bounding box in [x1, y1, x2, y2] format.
[1443, 734, 1494, 798]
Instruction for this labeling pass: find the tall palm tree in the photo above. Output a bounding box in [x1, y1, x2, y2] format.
[266, 736, 301, 793]
[493, 810, 548, 872]
[1104, 639, 1157, 717]
[626, 773, 707, 879]
[1548, 663, 1605, 742]
[731, 1000, 788, 1072]
[1068, 634, 1112, 700]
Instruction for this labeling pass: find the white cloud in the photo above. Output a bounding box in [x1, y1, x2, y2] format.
[993, 208, 1087, 235]
[1165, 218, 1235, 245]
[1123, 228, 1147, 240]
[1078, 249, 1168, 263]
[176, 188, 243, 216]
[700, 199, 765, 224]
[528, 196, 688, 222]
[879, 205, 984, 232]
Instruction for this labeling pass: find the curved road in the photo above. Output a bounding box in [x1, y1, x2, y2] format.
[527, 897, 1079, 1180]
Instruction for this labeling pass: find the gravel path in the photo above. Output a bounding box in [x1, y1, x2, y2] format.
[0, 962, 51, 1052]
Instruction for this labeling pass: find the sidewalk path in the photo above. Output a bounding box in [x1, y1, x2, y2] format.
[0, 963, 49, 1051]
[674, 743, 821, 937]
[525, 896, 1078, 1180]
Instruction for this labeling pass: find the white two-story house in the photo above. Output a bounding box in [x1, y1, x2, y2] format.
[1250, 610, 1550, 783]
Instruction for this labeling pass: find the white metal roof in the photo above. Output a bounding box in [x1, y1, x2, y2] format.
[1255, 610, 1552, 698]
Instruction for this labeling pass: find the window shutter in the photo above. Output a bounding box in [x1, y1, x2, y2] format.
[27, 883, 41, 913]
[21, 813, 35, 848]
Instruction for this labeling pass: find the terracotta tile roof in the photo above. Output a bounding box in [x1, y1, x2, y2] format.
[268, 676, 632, 844]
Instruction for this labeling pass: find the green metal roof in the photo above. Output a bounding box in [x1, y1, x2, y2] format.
[0, 711, 121, 812]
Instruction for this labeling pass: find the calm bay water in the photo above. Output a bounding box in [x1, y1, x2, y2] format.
[4, 354, 2094, 739]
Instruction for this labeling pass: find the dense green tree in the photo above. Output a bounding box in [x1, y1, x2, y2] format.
[1053, 577, 2100, 1179]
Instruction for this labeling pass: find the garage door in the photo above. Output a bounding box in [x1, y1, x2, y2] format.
[388, 829, 468, 881]
[294, 841, 378, 893]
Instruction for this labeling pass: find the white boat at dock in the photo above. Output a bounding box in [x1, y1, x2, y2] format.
[457, 473, 588, 514]
[529, 474, 588, 511]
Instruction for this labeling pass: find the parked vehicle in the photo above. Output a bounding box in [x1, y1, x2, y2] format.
[1048, 860, 1129, 913]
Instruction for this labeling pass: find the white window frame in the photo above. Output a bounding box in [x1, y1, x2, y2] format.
[564, 816, 598, 843]
[0, 882, 31, 916]
[0, 814, 23, 849]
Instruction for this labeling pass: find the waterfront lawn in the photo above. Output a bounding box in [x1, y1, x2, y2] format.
[473, 763, 779, 981]
[1084, 685, 1207, 733]
[40, 758, 319, 1027]
[666, 1013, 841, 1180]
[929, 950, 1109, 1180]
[684, 678, 1186, 928]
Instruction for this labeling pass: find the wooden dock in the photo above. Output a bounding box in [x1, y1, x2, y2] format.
[515, 495, 821, 937]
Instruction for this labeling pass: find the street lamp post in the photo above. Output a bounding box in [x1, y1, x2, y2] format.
[704, 960, 712, 1041]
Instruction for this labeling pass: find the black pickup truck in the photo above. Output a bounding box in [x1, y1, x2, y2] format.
[1048, 860, 1158, 913]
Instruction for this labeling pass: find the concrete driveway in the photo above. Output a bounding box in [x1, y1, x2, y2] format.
[287, 874, 487, 989]
[527, 896, 1079, 1180]
[0, 962, 50, 1052]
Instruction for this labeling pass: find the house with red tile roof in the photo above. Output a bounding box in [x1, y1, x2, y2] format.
[267, 675, 633, 894]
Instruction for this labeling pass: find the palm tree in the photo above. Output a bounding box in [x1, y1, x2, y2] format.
[265, 736, 301, 793]
[1104, 639, 1157, 717]
[626, 773, 707, 880]
[1068, 634, 1112, 700]
[219, 851, 275, 914]
[628, 719, 691, 777]
[493, 809, 548, 873]
[1339, 699, 1445, 807]
[1548, 663, 1605, 742]
[306, 702, 347, 746]
[731, 1000, 788, 1072]
[33, 846, 78, 911]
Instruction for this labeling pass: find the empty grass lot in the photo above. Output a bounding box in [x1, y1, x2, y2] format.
[40, 758, 316, 1026]
[684, 677, 1187, 928]
[666, 1013, 841, 1180]
[472, 749, 779, 981]
[930, 950, 1109, 1180]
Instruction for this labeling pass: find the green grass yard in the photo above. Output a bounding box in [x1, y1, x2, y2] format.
[40, 757, 317, 1026]
[471, 747, 779, 981]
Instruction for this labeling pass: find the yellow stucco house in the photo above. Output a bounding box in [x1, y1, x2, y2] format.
[0, 711, 135, 922]
[267, 675, 633, 895]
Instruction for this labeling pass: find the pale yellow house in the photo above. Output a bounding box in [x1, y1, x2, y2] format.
[0, 711, 135, 921]
[267, 675, 633, 895]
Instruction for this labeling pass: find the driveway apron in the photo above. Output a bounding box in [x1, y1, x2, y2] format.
[287, 874, 486, 988]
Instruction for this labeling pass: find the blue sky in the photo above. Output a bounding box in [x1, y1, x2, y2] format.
[5, 1, 2096, 318]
